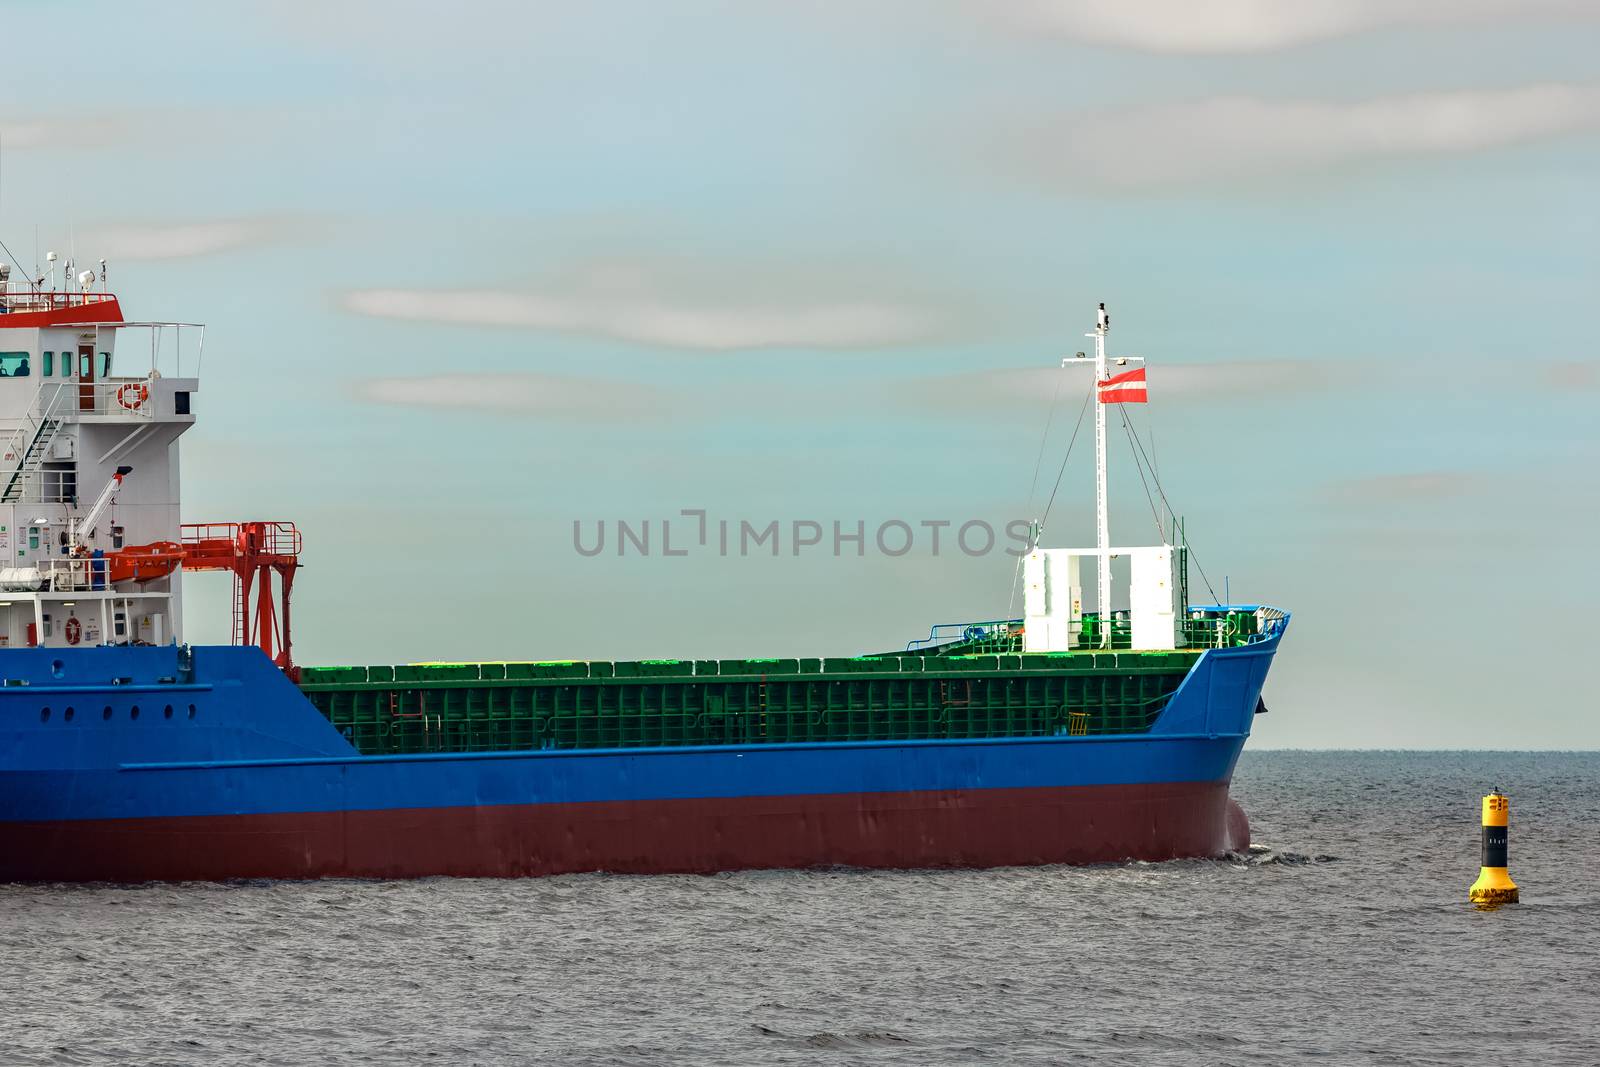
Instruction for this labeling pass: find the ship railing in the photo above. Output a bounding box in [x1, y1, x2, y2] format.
[1255, 606, 1289, 641]
[181, 521, 303, 559]
[1, 376, 76, 486]
[0, 290, 118, 315]
[21, 551, 189, 593]
[106, 321, 206, 379]
[0, 379, 82, 504]
[18, 377, 168, 421]
[1181, 605, 1288, 649]
[905, 618, 1021, 651]
[3, 466, 78, 505]
[905, 613, 1138, 653]
[26, 554, 115, 593]
[77, 378, 161, 419]
[907, 606, 1288, 654]
[1051, 607, 1277, 651]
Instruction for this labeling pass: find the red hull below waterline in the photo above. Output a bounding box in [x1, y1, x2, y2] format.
[0, 781, 1250, 883]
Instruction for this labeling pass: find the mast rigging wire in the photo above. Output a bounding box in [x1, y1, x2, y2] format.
[1023, 365, 1067, 516]
[1117, 407, 1167, 543]
[1039, 382, 1094, 533]
[1119, 405, 1222, 605]
[0, 135, 30, 282]
[1007, 351, 1232, 618]
[1007, 373, 1093, 622]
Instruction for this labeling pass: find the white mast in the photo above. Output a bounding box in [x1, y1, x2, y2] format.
[1052, 303, 1142, 649]
[1090, 305, 1111, 647]
[1028, 304, 1169, 655]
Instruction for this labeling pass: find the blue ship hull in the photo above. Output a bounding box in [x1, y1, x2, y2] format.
[0, 627, 1282, 881]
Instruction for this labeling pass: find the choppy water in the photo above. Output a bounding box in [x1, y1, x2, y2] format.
[2, 751, 1597, 1066]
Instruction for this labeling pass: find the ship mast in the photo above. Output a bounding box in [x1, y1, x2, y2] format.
[1055, 303, 1143, 648]
[1090, 305, 1111, 647]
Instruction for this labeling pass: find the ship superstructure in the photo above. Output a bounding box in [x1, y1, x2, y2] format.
[0, 263, 299, 668]
[0, 273, 1287, 882]
[0, 271, 194, 651]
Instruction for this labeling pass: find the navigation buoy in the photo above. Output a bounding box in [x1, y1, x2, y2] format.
[1469, 791, 1519, 907]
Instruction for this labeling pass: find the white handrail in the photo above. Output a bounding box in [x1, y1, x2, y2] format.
[1, 380, 74, 499]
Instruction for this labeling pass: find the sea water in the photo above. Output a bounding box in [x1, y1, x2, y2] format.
[3, 750, 1597, 1065]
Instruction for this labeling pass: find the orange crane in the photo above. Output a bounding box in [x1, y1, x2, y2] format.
[179, 522, 302, 674]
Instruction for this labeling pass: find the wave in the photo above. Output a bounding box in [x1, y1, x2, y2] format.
[1227, 845, 1340, 865]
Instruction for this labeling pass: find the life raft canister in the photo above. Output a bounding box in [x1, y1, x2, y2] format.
[116, 383, 149, 410]
[64, 616, 82, 645]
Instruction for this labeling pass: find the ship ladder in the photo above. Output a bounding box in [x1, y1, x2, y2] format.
[759, 673, 768, 743]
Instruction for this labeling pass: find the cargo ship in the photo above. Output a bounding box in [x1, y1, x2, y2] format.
[0, 263, 1286, 881]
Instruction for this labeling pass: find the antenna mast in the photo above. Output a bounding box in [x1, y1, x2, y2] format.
[1090, 304, 1111, 647]
[1059, 303, 1142, 648]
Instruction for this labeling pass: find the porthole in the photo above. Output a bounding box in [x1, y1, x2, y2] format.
[187, 704, 197, 719]
[40, 707, 50, 722]
[102, 706, 113, 721]
[130, 705, 141, 720]
[163, 705, 174, 719]
[64, 707, 75, 722]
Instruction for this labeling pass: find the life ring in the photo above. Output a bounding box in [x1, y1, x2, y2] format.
[64, 617, 82, 646]
[116, 383, 149, 410]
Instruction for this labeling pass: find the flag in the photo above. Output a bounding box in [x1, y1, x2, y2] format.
[1097, 366, 1147, 404]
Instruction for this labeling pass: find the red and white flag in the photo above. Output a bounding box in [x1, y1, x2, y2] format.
[1097, 366, 1147, 404]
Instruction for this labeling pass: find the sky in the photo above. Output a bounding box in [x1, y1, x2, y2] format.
[1, 0, 1596, 747]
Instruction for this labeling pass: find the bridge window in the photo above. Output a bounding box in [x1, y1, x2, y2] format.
[62, 355, 71, 377]
[100, 352, 111, 377]
[42, 352, 53, 376]
[0, 352, 31, 377]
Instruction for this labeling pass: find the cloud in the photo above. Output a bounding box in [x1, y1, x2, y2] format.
[352, 372, 677, 420]
[1002, 85, 1600, 189]
[0, 113, 144, 151]
[340, 285, 948, 352]
[87, 219, 303, 261]
[1543, 360, 1599, 390]
[1000, 0, 1598, 54]
[1325, 471, 1481, 503]
[1, 108, 237, 152]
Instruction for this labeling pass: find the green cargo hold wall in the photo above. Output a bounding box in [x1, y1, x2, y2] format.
[297, 652, 1202, 757]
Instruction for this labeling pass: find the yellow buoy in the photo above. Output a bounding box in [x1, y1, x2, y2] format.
[1469, 791, 1519, 907]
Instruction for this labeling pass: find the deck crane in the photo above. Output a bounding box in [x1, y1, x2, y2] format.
[67, 469, 303, 673]
[71, 464, 186, 585]
[179, 522, 302, 676]
[72, 465, 133, 552]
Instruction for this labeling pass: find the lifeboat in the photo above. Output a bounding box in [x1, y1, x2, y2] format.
[107, 542, 185, 584]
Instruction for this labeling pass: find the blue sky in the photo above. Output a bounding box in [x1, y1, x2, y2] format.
[2, 0, 1596, 747]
